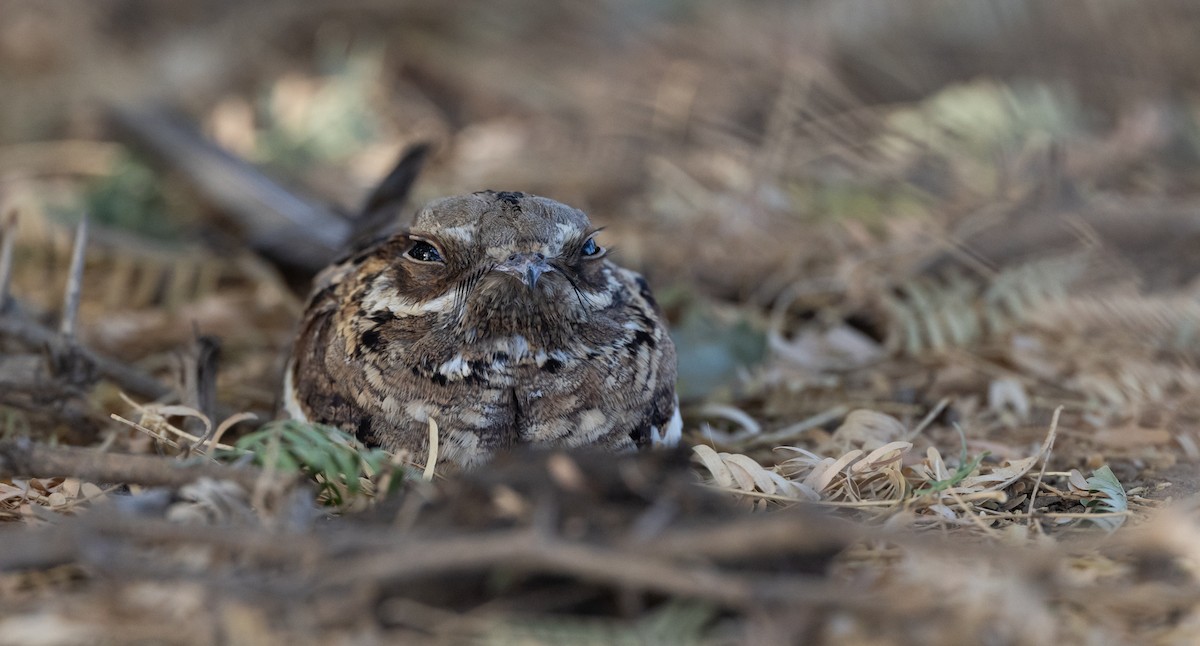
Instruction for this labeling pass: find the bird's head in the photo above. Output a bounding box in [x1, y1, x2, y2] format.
[357, 191, 620, 345]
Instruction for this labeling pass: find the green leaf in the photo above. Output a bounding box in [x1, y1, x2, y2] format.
[1084, 465, 1127, 531]
[218, 420, 405, 508]
[913, 423, 987, 496]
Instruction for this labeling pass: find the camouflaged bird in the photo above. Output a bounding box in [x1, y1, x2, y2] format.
[283, 191, 680, 469]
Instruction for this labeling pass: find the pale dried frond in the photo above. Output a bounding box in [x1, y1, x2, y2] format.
[1027, 294, 1200, 353]
[882, 254, 1096, 356]
[692, 445, 819, 505]
[693, 406, 1137, 533]
[112, 393, 248, 456]
[820, 409, 908, 454]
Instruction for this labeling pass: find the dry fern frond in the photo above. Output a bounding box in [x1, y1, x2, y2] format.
[910, 445, 1036, 497]
[695, 410, 914, 505]
[11, 210, 247, 312]
[111, 393, 253, 456]
[695, 407, 1076, 530]
[820, 408, 908, 454]
[777, 441, 911, 502]
[1027, 294, 1200, 355]
[883, 254, 1094, 355]
[885, 272, 983, 355]
[1068, 357, 1200, 415]
[692, 445, 819, 503]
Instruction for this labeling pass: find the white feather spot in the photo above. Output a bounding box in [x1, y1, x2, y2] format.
[404, 401, 432, 422]
[550, 349, 572, 363]
[582, 290, 614, 309]
[553, 222, 575, 248]
[437, 355, 471, 380]
[439, 224, 476, 243]
[364, 282, 457, 318]
[577, 409, 607, 435]
[497, 335, 529, 357]
[652, 401, 683, 447]
[281, 362, 309, 423]
[457, 409, 488, 428]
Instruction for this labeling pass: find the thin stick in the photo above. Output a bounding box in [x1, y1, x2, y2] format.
[0, 210, 16, 310]
[698, 485, 897, 506]
[0, 438, 290, 493]
[905, 397, 950, 441]
[323, 528, 851, 610]
[695, 403, 761, 437]
[977, 510, 1132, 521]
[948, 488, 1000, 538]
[59, 214, 89, 339]
[423, 417, 439, 481]
[111, 413, 185, 450]
[0, 307, 171, 401]
[1026, 406, 1063, 519]
[744, 405, 848, 449]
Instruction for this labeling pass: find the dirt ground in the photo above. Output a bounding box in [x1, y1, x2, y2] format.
[3, 2, 1200, 644]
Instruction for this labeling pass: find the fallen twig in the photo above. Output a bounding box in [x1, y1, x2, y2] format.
[0, 512, 859, 611]
[0, 438, 290, 493]
[0, 209, 16, 311]
[58, 215, 88, 340]
[325, 528, 844, 609]
[0, 307, 172, 402]
[107, 104, 348, 274]
[1026, 406, 1063, 519]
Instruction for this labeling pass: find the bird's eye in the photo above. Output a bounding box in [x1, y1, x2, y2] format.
[406, 240, 443, 263]
[581, 237, 600, 257]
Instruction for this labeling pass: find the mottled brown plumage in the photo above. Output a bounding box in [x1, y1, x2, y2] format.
[284, 191, 680, 468]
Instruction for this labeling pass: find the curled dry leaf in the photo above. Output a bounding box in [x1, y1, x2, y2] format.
[114, 393, 252, 455]
[912, 446, 951, 482]
[694, 404, 762, 438]
[822, 409, 908, 454]
[988, 377, 1031, 420]
[696, 402, 1077, 528]
[957, 455, 1039, 492]
[769, 323, 885, 372]
[1067, 469, 1090, 492]
[722, 453, 782, 494]
[694, 434, 914, 505]
[801, 450, 863, 494]
[1065, 466, 1129, 531]
[167, 478, 255, 525]
[691, 445, 819, 501]
[852, 441, 912, 474]
[692, 444, 734, 488]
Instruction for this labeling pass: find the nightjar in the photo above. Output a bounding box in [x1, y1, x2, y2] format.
[283, 191, 680, 469]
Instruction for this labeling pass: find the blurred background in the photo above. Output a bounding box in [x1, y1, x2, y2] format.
[4, 0, 1200, 460]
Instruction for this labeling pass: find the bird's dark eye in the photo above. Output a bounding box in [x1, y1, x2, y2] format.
[581, 237, 600, 257]
[406, 241, 443, 263]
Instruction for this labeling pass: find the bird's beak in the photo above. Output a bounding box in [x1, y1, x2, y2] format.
[495, 253, 554, 290]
